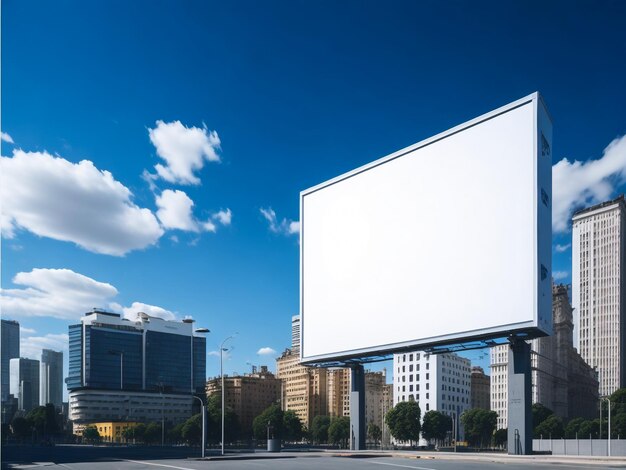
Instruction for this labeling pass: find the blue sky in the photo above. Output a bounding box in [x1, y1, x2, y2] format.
[2, 1, 626, 393]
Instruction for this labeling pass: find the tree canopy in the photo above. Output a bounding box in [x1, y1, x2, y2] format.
[421, 410, 451, 444]
[328, 417, 350, 448]
[367, 423, 382, 444]
[460, 408, 497, 448]
[385, 401, 421, 444]
[309, 415, 331, 444]
[534, 415, 564, 439]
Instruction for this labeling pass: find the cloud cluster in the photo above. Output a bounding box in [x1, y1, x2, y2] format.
[553, 271, 569, 280]
[553, 135, 626, 233]
[257, 347, 277, 356]
[0, 268, 178, 322]
[21, 333, 69, 360]
[260, 207, 299, 236]
[148, 120, 221, 185]
[554, 243, 571, 253]
[155, 189, 231, 234]
[1, 150, 164, 256]
[1, 132, 14, 144]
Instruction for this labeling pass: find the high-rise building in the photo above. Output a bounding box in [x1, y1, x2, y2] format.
[66, 310, 207, 427]
[275, 348, 327, 428]
[291, 315, 301, 352]
[10, 358, 40, 412]
[327, 368, 351, 418]
[393, 351, 471, 444]
[1, 320, 20, 403]
[206, 366, 281, 438]
[572, 195, 626, 396]
[491, 284, 599, 428]
[470, 366, 490, 410]
[364, 369, 388, 435]
[40, 349, 63, 408]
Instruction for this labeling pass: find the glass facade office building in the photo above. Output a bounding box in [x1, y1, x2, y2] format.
[66, 311, 206, 395]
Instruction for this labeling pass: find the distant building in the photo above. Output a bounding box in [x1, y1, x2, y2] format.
[364, 369, 388, 435]
[1, 319, 20, 423]
[572, 195, 626, 396]
[1, 320, 20, 402]
[74, 421, 139, 443]
[491, 284, 599, 429]
[381, 382, 393, 447]
[291, 315, 301, 352]
[40, 349, 63, 408]
[10, 358, 40, 412]
[206, 366, 281, 438]
[275, 347, 327, 428]
[393, 351, 471, 443]
[327, 368, 351, 418]
[66, 310, 206, 427]
[470, 366, 490, 410]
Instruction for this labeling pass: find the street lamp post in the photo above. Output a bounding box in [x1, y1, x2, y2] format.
[109, 350, 124, 390]
[192, 395, 206, 459]
[602, 397, 611, 456]
[220, 334, 236, 456]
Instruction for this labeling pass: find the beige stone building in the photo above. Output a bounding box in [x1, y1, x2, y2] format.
[470, 366, 490, 410]
[327, 368, 351, 418]
[206, 366, 281, 437]
[491, 284, 599, 429]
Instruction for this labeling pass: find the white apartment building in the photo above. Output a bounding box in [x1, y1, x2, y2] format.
[393, 351, 471, 443]
[572, 195, 626, 397]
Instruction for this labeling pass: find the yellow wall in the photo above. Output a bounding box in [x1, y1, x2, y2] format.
[90, 422, 139, 442]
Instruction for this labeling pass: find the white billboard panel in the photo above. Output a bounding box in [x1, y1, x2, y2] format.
[300, 93, 552, 363]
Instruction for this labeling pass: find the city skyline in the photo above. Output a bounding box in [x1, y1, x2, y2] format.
[2, 1, 626, 394]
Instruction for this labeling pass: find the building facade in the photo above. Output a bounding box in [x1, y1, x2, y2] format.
[66, 310, 206, 427]
[327, 368, 351, 418]
[470, 366, 490, 410]
[491, 284, 599, 428]
[1, 319, 20, 423]
[206, 366, 281, 437]
[393, 351, 471, 443]
[572, 195, 626, 396]
[10, 357, 40, 412]
[40, 349, 63, 408]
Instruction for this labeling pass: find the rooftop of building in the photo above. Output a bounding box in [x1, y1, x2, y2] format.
[572, 194, 625, 218]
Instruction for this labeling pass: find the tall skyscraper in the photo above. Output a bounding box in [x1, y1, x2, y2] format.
[1, 320, 20, 402]
[572, 195, 626, 397]
[10, 358, 40, 412]
[470, 366, 491, 410]
[291, 315, 300, 352]
[66, 310, 207, 428]
[40, 349, 63, 408]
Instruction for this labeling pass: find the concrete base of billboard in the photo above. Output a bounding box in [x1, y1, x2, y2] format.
[349, 364, 366, 450]
[507, 338, 532, 455]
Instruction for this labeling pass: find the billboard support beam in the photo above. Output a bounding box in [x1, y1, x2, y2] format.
[349, 364, 366, 450]
[507, 337, 532, 455]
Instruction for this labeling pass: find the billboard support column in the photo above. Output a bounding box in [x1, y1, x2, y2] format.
[507, 337, 532, 455]
[349, 364, 366, 450]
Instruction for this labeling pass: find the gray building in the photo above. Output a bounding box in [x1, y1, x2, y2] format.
[40, 349, 63, 408]
[10, 358, 40, 413]
[572, 195, 626, 396]
[1, 320, 20, 402]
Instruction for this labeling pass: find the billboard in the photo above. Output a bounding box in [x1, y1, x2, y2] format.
[300, 93, 552, 364]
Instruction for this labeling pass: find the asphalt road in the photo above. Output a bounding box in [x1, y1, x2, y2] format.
[7, 455, 626, 470]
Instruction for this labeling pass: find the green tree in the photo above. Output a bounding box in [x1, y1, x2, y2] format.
[532, 403, 554, 429]
[385, 401, 421, 445]
[612, 413, 626, 439]
[460, 409, 497, 448]
[283, 410, 304, 442]
[309, 416, 331, 444]
[168, 423, 185, 444]
[328, 417, 350, 449]
[182, 414, 202, 445]
[578, 419, 599, 439]
[252, 403, 284, 440]
[493, 428, 507, 448]
[564, 417, 585, 438]
[26, 404, 60, 438]
[82, 426, 101, 443]
[421, 410, 452, 445]
[144, 422, 162, 444]
[610, 388, 626, 416]
[10, 417, 32, 441]
[534, 415, 564, 439]
[206, 393, 241, 442]
[367, 423, 382, 445]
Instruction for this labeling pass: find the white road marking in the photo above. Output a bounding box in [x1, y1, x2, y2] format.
[124, 461, 196, 470]
[367, 461, 437, 470]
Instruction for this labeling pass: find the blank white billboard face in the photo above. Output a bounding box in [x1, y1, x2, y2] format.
[301, 93, 552, 363]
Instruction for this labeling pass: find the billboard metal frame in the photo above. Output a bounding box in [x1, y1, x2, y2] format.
[300, 92, 552, 365]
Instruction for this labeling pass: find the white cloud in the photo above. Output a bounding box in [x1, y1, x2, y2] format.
[0, 150, 164, 256]
[1, 132, 14, 144]
[21, 333, 68, 360]
[208, 350, 221, 357]
[213, 209, 232, 226]
[1, 268, 179, 322]
[156, 189, 200, 232]
[553, 271, 569, 280]
[20, 326, 36, 334]
[260, 207, 299, 236]
[553, 135, 626, 233]
[554, 243, 571, 253]
[257, 347, 277, 356]
[121, 302, 176, 321]
[148, 120, 221, 185]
